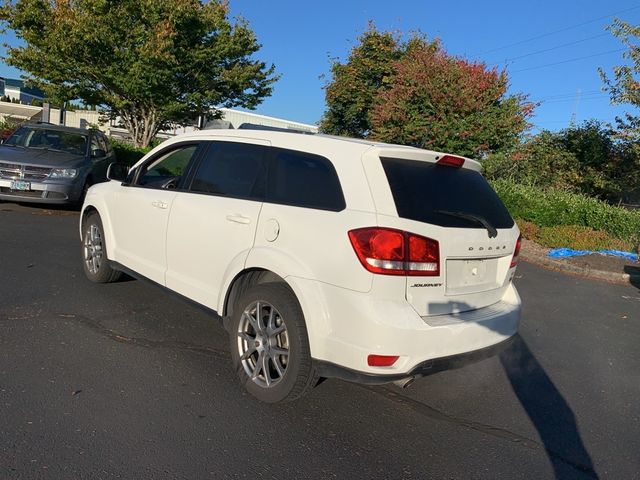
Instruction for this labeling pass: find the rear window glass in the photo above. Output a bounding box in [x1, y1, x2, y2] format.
[381, 157, 514, 230]
[267, 149, 345, 211]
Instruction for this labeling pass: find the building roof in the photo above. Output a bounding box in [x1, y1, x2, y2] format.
[1, 77, 45, 99]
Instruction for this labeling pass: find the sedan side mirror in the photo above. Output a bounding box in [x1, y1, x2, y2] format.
[106, 162, 129, 182]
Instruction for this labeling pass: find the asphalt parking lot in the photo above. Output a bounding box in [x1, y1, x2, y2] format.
[1, 202, 639, 479]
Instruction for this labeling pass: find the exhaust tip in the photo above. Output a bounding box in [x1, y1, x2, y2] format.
[392, 376, 415, 389]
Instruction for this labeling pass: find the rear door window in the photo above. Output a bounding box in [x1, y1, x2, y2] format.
[381, 157, 514, 229]
[189, 141, 267, 200]
[267, 149, 345, 211]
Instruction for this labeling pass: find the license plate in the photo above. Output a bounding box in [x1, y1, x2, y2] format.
[446, 258, 500, 294]
[10, 180, 31, 191]
[9, 180, 31, 190]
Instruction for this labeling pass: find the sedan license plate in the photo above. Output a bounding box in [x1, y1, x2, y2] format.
[10, 180, 31, 191]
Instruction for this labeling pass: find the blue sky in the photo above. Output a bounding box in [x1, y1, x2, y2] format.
[2, 0, 639, 132]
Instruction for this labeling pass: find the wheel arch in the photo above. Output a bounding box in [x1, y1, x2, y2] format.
[222, 268, 287, 319]
[80, 202, 117, 259]
[221, 266, 330, 360]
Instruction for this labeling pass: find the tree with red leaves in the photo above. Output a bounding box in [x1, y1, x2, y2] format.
[321, 27, 535, 159]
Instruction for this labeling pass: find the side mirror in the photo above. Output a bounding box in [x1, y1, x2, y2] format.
[91, 148, 106, 158]
[106, 162, 129, 182]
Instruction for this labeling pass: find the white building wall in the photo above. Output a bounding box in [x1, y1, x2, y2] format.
[49, 108, 102, 130]
[214, 108, 318, 132]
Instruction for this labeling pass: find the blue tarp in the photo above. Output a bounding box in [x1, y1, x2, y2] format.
[548, 248, 638, 262]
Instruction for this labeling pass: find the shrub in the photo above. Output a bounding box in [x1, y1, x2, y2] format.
[492, 180, 640, 247]
[0, 116, 25, 140]
[483, 121, 640, 204]
[515, 219, 540, 240]
[110, 139, 151, 166]
[483, 131, 581, 190]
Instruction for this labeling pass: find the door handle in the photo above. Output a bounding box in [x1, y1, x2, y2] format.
[152, 201, 168, 209]
[226, 214, 251, 225]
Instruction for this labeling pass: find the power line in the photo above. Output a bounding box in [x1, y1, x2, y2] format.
[542, 94, 610, 105]
[510, 48, 625, 73]
[479, 4, 640, 55]
[490, 32, 610, 65]
[536, 89, 602, 100]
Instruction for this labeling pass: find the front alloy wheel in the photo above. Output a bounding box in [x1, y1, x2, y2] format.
[83, 223, 103, 275]
[81, 213, 121, 283]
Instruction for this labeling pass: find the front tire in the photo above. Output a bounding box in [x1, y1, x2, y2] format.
[82, 213, 122, 283]
[230, 283, 318, 403]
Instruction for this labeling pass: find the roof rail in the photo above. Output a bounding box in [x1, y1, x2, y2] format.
[238, 123, 316, 135]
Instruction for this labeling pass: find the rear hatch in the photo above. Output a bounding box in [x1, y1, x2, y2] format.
[363, 150, 520, 317]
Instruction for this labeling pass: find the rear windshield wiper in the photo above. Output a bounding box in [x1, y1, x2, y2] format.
[435, 210, 498, 238]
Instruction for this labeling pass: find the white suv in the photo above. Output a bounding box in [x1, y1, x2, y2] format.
[80, 129, 522, 403]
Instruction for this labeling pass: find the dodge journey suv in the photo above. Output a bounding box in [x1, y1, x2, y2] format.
[80, 129, 522, 403]
[0, 123, 114, 204]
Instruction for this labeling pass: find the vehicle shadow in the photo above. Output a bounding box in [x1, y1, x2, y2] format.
[0, 200, 79, 215]
[415, 299, 599, 478]
[499, 335, 599, 479]
[623, 265, 640, 290]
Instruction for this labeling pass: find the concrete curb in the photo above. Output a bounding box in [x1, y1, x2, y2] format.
[520, 240, 639, 285]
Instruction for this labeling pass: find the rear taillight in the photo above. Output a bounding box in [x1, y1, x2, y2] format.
[437, 155, 465, 168]
[348, 227, 439, 276]
[510, 235, 522, 268]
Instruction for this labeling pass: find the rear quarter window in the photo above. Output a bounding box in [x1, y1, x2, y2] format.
[267, 149, 345, 211]
[381, 157, 514, 229]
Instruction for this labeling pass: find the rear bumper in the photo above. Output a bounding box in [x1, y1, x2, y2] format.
[287, 277, 522, 377]
[0, 178, 83, 204]
[315, 335, 515, 384]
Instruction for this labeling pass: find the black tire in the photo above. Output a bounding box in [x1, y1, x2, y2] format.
[81, 213, 122, 283]
[229, 283, 318, 403]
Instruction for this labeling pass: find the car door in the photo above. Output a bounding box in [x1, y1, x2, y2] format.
[110, 142, 203, 285]
[88, 132, 110, 181]
[92, 132, 115, 181]
[165, 139, 269, 310]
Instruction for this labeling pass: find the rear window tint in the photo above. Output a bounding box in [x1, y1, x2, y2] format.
[267, 149, 345, 211]
[381, 157, 514, 230]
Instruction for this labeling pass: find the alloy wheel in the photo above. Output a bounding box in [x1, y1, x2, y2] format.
[237, 301, 290, 388]
[83, 224, 103, 275]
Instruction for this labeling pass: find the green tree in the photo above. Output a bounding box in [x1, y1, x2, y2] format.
[483, 131, 580, 191]
[370, 39, 534, 158]
[1, 0, 277, 147]
[320, 26, 534, 158]
[484, 120, 640, 203]
[599, 19, 640, 143]
[558, 120, 619, 200]
[320, 25, 405, 137]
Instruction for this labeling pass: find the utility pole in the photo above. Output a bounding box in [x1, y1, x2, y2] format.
[570, 88, 581, 127]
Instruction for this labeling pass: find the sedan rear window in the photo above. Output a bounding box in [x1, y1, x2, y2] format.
[381, 157, 514, 230]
